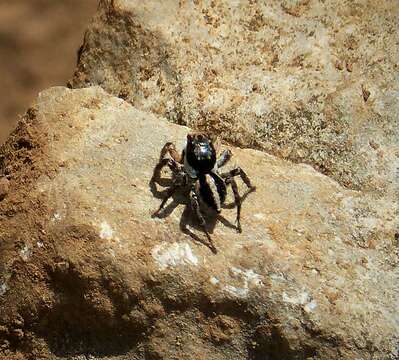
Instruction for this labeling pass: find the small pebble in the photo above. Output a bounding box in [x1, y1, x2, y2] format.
[335, 60, 344, 70]
[369, 140, 379, 150]
[346, 61, 353, 72]
[362, 85, 371, 102]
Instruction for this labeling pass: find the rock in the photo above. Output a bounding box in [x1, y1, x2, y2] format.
[71, 0, 399, 195]
[0, 178, 9, 200]
[0, 86, 398, 359]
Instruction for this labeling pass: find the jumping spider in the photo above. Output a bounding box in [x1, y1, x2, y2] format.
[151, 133, 255, 251]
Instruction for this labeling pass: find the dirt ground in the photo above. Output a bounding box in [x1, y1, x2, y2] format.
[0, 0, 98, 144]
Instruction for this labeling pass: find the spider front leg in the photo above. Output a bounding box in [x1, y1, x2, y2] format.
[189, 184, 216, 252]
[152, 142, 184, 183]
[221, 167, 256, 191]
[159, 142, 183, 163]
[152, 183, 180, 216]
[151, 157, 180, 184]
[225, 177, 242, 232]
[216, 149, 232, 168]
[152, 165, 187, 216]
[222, 167, 256, 233]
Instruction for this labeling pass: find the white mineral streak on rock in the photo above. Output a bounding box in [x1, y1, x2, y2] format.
[152, 242, 199, 270]
[223, 285, 249, 298]
[210, 276, 220, 285]
[52, 212, 62, 221]
[99, 221, 114, 240]
[251, 95, 270, 117]
[231, 267, 263, 287]
[19, 245, 31, 261]
[253, 213, 266, 220]
[0, 282, 8, 296]
[283, 291, 310, 305]
[283, 290, 317, 312]
[223, 267, 263, 299]
[304, 300, 318, 313]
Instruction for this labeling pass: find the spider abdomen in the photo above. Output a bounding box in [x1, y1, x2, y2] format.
[198, 172, 226, 213]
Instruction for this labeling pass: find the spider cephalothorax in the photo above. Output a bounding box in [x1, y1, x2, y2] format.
[185, 133, 217, 174]
[151, 133, 255, 252]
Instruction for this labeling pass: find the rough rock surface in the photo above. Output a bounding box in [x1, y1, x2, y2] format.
[72, 0, 399, 194]
[0, 86, 398, 359]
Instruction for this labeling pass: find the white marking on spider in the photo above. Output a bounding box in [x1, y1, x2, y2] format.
[152, 242, 199, 270]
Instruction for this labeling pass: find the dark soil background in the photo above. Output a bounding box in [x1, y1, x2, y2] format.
[0, 0, 98, 144]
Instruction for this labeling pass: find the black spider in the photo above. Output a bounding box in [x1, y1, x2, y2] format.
[151, 133, 255, 252]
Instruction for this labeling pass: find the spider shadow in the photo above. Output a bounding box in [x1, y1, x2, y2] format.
[149, 171, 238, 254]
[149, 175, 182, 220]
[178, 204, 238, 254]
[222, 186, 256, 209]
[149, 172, 173, 198]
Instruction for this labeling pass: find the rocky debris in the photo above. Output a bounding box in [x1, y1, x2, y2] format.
[0, 86, 398, 359]
[0, 178, 9, 200]
[71, 0, 399, 194]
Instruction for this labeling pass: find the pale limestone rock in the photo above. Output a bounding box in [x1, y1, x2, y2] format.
[0, 87, 397, 359]
[72, 0, 399, 196]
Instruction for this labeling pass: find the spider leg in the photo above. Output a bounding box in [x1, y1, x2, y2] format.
[225, 177, 242, 233]
[222, 167, 255, 233]
[152, 142, 184, 183]
[221, 167, 255, 190]
[216, 149, 232, 168]
[153, 162, 189, 214]
[153, 183, 180, 216]
[190, 184, 216, 252]
[159, 142, 183, 163]
[151, 157, 182, 183]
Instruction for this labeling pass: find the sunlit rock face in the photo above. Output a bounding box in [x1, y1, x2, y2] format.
[72, 0, 399, 195]
[0, 86, 397, 359]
